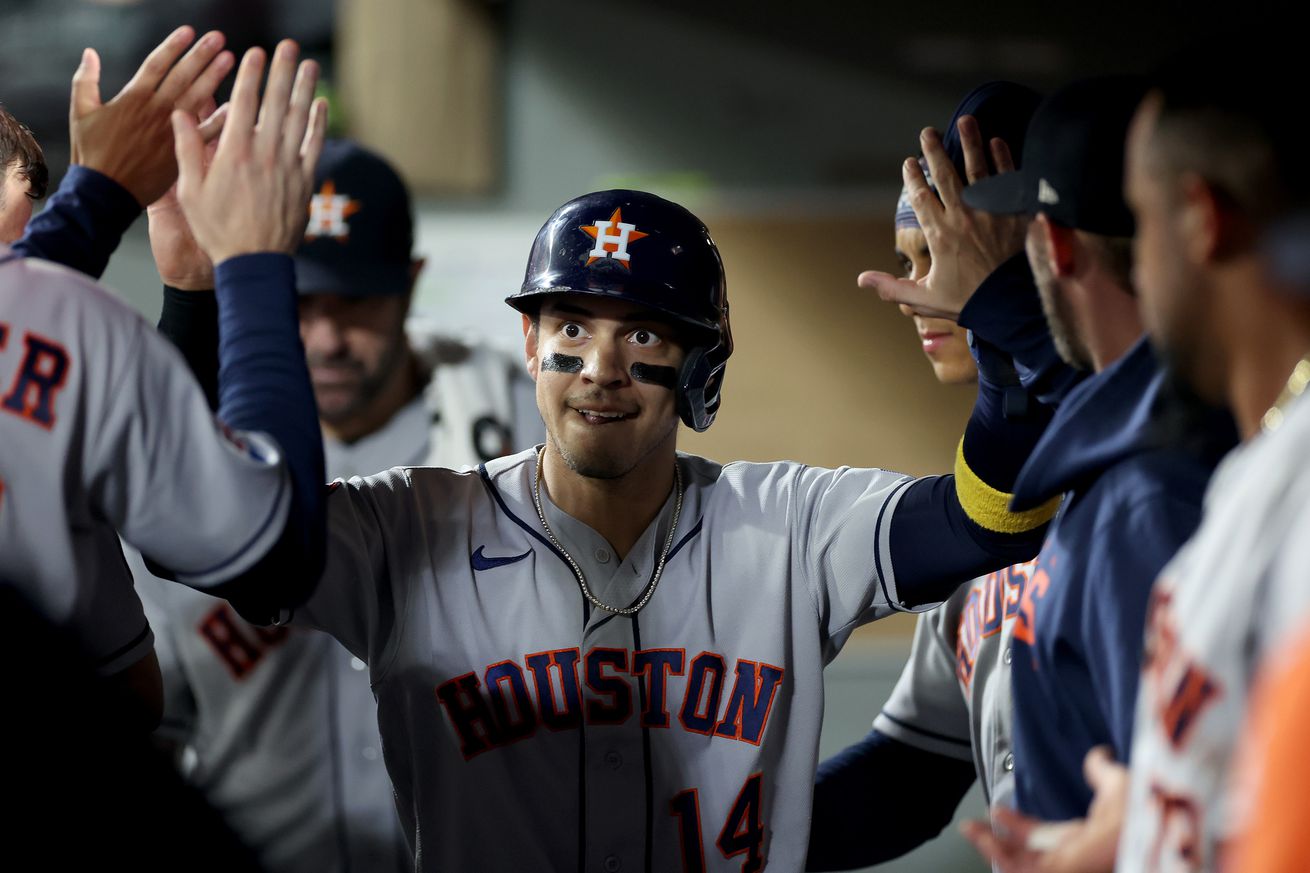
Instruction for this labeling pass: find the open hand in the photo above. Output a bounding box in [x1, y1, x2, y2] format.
[172, 40, 328, 266]
[859, 115, 1029, 321]
[961, 747, 1127, 873]
[147, 104, 226, 290]
[70, 26, 234, 207]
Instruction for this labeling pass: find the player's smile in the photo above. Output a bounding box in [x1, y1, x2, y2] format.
[525, 294, 684, 479]
[568, 395, 639, 425]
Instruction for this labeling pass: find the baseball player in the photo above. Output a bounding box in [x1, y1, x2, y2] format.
[953, 46, 1310, 873]
[952, 76, 1233, 850]
[808, 81, 1049, 870]
[0, 27, 273, 718]
[0, 34, 328, 724]
[133, 139, 541, 873]
[1113, 49, 1310, 872]
[164, 172, 1067, 869]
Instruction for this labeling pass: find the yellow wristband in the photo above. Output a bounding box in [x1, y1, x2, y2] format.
[954, 439, 1060, 533]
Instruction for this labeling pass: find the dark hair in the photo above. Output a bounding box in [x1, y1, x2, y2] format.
[1148, 43, 1305, 230]
[0, 104, 48, 201]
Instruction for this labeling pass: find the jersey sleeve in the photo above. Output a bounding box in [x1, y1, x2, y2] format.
[783, 464, 920, 640]
[295, 470, 415, 668]
[85, 309, 291, 590]
[873, 602, 975, 761]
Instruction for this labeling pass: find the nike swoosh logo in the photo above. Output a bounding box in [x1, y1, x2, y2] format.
[470, 546, 532, 572]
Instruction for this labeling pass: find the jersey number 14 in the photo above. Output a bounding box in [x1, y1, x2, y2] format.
[670, 772, 765, 872]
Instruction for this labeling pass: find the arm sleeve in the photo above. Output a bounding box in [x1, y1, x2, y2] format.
[1083, 495, 1202, 759]
[156, 286, 219, 410]
[958, 253, 1085, 408]
[806, 728, 976, 870]
[873, 606, 975, 760]
[885, 258, 1068, 607]
[11, 166, 142, 279]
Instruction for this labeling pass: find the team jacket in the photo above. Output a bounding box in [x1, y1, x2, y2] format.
[1006, 337, 1235, 820]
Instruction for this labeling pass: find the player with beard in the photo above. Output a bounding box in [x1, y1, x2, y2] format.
[864, 77, 1236, 868]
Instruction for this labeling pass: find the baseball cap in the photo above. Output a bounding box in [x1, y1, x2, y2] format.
[295, 139, 415, 297]
[896, 80, 1042, 230]
[962, 77, 1147, 236]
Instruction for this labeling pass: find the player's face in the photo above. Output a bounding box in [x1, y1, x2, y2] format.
[893, 227, 976, 385]
[1125, 96, 1221, 400]
[1026, 220, 1092, 371]
[0, 160, 34, 244]
[298, 291, 412, 426]
[526, 294, 684, 480]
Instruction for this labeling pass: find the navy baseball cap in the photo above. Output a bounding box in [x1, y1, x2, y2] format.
[295, 139, 415, 297]
[896, 81, 1042, 230]
[962, 77, 1147, 237]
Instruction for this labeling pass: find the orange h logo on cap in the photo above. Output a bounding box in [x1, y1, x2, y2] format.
[580, 208, 649, 269]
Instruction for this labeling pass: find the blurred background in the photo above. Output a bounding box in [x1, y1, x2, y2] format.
[1, 1, 1218, 869]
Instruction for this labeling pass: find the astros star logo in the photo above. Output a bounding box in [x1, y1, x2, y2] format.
[305, 180, 362, 242]
[579, 208, 649, 269]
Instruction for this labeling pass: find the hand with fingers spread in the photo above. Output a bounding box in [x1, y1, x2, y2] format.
[70, 26, 234, 208]
[861, 115, 1029, 321]
[172, 40, 328, 266]
[147, 104, 227, 290]
[960, 747, 1126, 873]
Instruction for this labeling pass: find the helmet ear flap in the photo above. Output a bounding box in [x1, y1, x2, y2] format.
[677, 343, 729, 432]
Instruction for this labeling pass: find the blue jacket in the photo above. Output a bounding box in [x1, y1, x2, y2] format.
[1007, 336, 1235, 820]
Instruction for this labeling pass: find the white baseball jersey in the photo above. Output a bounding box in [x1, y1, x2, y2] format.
[0, 245, 288, 673]
[295, 449, 935, 872]
[1117, 390, 1310, 872]
[875, 559, 1037, 810]
[136, 328, 541, 873]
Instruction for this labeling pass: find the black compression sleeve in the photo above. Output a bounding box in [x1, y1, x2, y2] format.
[806, 728, 976, 870]
[157, 287, 219, 409]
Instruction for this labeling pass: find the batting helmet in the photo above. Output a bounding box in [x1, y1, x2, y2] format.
[506, 189, 732, 432]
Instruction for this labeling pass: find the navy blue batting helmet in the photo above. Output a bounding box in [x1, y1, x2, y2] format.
[507, 190, 732, 432]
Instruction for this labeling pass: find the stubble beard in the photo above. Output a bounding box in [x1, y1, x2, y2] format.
[547, 415, 678, 481]
[1030, 248, 1094, 372]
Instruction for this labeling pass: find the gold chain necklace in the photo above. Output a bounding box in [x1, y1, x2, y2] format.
[531, 447, 683, 616]
[1261, 352, 1310, 433]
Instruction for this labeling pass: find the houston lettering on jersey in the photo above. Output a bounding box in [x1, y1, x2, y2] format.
[0, 324, 71, 430]
[955, 561, 1035, 688]
[436, 647, 786, 760]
